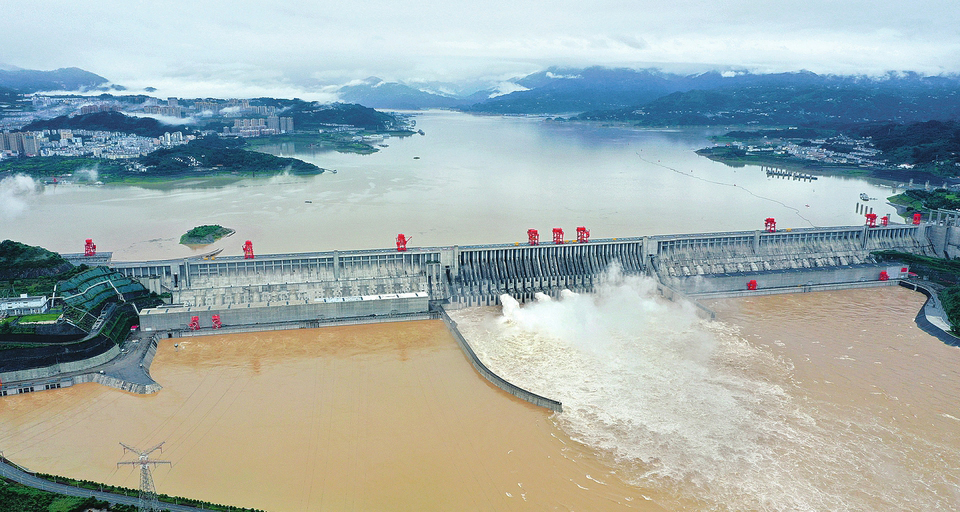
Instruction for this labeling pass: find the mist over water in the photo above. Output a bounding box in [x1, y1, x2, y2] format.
[453, 266, 956, 510]
[0, 173, 41, 218]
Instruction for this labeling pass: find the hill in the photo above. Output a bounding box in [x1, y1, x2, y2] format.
[285, 101, 407, 131]
[855, 120, 960, 170]
[23, 111, 189, 138]
[337, 77, 470, 110]
[0, 67, 110, 93]
[0, 240, 73, 280]
[453, 66, 960, 123]
[576, 82, 960, 126]
[139, 135, 322, 175]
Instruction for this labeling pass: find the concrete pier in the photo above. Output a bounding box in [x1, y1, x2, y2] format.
[109, 223, 933, 320]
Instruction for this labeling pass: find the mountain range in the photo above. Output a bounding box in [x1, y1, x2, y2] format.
[4, 64, 960, 127]
[0, 66, 112, 93]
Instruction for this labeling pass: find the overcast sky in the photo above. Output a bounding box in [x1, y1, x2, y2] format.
[4, 0, 959, 98]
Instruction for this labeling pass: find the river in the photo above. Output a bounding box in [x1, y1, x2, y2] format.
[2, 111, 902, 259]
[0, 287, 957, 510]
[1, 112, 955, 510]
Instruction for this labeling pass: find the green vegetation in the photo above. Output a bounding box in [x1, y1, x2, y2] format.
[17, 313, 61, 323]
[874, 251, 960, 334]
[0, 155, 128, 177]
[0, 472, 264, 512]
[140, 135, 321, 175]
[23, 111, 190, 138]
[245, 132, 378, 154]
[0, 240, 72, 280]
[0, 478, 109, 512]
[0, 136, 323, 185]
[856, 120, 960, 176]
[28, 472, 265, 511]
[694, 145, 870, 175]
[1, 265, 88, 299]
[180, 224, 233, 245]
[576, 83, 960, 127]
[940, 287, 960, 336]
[887, 189, 960, 217]
[280, 101, 406, 132]
[58, 266, 160, 336]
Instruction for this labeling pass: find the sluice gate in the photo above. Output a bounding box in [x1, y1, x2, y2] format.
[451, 238, 647, 305]
[108, 223, 933, 328]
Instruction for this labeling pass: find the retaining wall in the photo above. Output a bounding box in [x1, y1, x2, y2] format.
[435, 305, 562, 413]
[0, 345, 120, 384]
[898, 281, 960, 347]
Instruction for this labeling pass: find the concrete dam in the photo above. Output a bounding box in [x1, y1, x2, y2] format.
[97, 222, 936, 335]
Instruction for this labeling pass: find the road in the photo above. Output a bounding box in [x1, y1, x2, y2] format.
[0, 454, 205, 511]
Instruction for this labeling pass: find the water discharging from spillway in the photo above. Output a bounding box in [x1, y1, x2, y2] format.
[451, 266, 960, 510]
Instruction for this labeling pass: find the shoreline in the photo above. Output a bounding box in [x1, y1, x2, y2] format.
[696, 147, 959, 186]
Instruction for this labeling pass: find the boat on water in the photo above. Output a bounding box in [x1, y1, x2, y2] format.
[860, 193, 870, 201]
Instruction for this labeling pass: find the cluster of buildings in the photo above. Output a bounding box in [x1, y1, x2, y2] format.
[0, 128, 192, 160]
[734, 134, 887, 168]
[0, 131, 39, 157]
[0, 95, 303, 162]
[222, 115, 294, 137]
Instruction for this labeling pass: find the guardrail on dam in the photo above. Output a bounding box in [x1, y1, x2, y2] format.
[107, 223, 932, 316]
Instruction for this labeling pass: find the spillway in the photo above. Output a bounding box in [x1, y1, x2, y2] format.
[92, 222, 934, 333]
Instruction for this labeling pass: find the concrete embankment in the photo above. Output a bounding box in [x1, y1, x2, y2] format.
[0, 453, 208, 511]
[0, 345, 120, 386]
[435, 305, 563, 413]
[898, 281, 960, 346]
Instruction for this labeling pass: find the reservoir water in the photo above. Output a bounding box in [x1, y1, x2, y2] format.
[1, 112, 956, 510]
[2, 111, 902, 259]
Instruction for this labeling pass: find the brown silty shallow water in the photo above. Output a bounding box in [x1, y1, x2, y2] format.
[0, 320, 658, 511]
[1, 286, 958, 510]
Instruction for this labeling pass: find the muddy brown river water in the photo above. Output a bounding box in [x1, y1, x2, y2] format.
[1, 285, 958, 510]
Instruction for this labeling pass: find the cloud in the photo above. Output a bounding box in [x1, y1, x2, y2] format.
[0, 174, 41, 219]
[3, 0, 959, 95]
[122, 112, 199, 126]
[611, 35, 648, 50]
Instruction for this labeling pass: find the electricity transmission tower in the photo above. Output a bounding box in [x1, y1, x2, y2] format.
[117, 442, 171, 512]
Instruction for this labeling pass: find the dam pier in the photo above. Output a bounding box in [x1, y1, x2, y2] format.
[92, 221, 935, 335]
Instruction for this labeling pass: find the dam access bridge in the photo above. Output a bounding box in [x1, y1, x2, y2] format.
[89, 221, 934, 334]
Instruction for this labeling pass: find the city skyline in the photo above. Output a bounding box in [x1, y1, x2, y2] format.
[3, 0, 959, 99]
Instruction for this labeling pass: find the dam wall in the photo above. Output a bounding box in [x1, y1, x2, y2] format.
[451, 237, 646, 305]
[925, 209, 960, 258]
[138, 292, 430, 333]
[108, 223, 933, 329]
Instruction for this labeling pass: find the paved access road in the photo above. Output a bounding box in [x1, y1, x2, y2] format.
[0, 455, 204, 511]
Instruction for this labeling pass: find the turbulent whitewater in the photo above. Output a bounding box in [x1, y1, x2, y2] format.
[450, 265, 960, 511]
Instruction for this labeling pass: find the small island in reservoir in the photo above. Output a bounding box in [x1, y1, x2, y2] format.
[180, 225, 235, 245]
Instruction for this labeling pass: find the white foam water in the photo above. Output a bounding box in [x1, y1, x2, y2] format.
[452, 265, 955, 511]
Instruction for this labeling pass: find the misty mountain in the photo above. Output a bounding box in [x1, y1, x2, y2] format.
[575, 80, 960, 126]
[337, 77, 483, 110]
[465, 67, 960, 120]
[0, 67, 111, 93]
[284, 101, 407, 131]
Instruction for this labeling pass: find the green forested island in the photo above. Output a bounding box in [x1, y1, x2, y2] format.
[140, 135, 321, 175]
[180, 225, 234, 245]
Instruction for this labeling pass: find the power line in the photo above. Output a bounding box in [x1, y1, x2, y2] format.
[637, 151, 816, 227]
